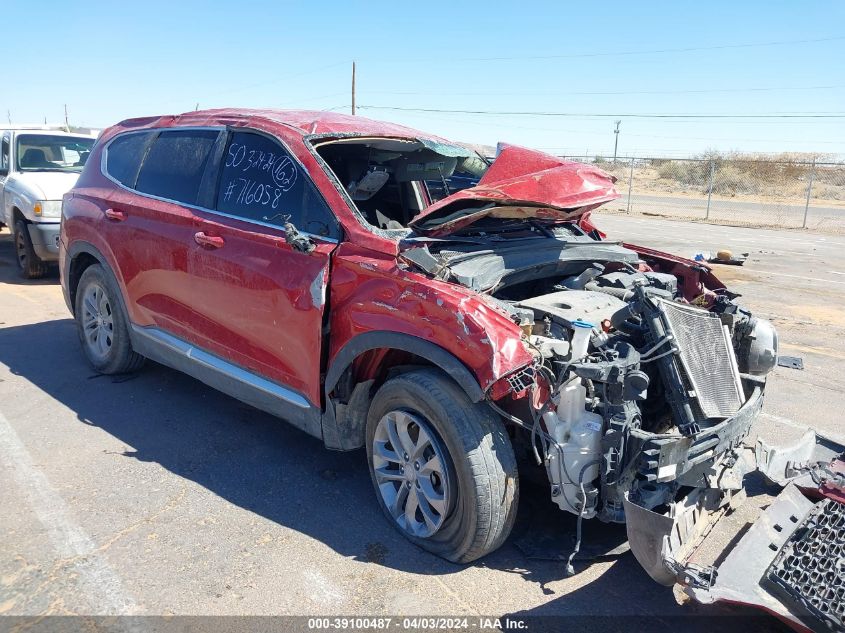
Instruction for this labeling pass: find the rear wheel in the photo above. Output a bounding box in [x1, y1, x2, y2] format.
[74, 264, 145, 374]
[366, 368, 518, 563]
[14, 220, 46, 279]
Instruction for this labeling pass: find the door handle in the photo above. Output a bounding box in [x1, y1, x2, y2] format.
[194, 232, 225, 249]
[104, 208, 126, 222]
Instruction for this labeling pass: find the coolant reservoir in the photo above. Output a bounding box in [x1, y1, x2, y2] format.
[566, 411, 603, 485]
[555, 377, 586, 436]
[543, 376, 604, 515]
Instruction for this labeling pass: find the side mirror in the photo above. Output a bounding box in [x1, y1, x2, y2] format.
[284, 222, 316, 253]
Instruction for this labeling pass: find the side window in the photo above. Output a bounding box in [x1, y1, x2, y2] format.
[1, 134, 10, 173]
[216, 131, 339, 238]
[105, 132, 152, 187]
[136, 130, 219, 205]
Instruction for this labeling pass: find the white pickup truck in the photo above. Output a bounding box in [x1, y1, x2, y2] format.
[1, 127, 97, 278]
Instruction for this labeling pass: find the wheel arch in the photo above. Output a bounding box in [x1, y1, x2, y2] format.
[321, 331, 486, 450]
[63, 241, 124, 317]
[11, 206, 25, 230]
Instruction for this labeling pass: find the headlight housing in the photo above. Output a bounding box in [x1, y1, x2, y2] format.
[740, 318, 779, 376]
[33, 200, 62, 219]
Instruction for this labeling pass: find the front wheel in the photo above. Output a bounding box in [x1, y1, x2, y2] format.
[14, 220, 46, 279]
[366, 368, 518, 563]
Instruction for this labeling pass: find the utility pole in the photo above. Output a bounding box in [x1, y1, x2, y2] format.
[64, 104, 70, 131]
[6, 110, 10, 125]
[613, 120, 621, 163]
[351, 61, 356, 116]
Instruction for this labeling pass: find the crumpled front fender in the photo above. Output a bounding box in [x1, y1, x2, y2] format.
[328, 242, 535, 394]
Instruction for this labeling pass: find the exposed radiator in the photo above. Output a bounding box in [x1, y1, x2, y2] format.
[657, 299, 745, 419]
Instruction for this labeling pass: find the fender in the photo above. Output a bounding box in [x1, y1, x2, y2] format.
[62, 239, 137, 330]
[325, 330, 485, 403]
[321, 331, 486, 450]
[62, 240, 122, 315]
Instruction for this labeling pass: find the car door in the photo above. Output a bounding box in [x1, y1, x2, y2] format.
[101, 128, 224, 337]
[186, 128, 341, 409]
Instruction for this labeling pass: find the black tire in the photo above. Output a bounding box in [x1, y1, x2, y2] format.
[365, 368, 518, 563]
[74, 263, 145, 374]
[14, 220, 47, 279]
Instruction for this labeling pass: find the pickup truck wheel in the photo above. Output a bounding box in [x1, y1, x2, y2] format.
[74, 264, 144, 374]
[14, 220, 46, 279]
[366, 368, 518, 563]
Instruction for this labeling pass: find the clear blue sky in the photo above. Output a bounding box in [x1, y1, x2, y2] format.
[6, 1, 845, 158]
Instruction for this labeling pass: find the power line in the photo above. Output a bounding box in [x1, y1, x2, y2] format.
[276, 91, 348, 107]
[359, 106, 845, 119]
[356, 35, 845, 65]
[366, 107, 845, 145]
[207, 60, 350, 98]
[363, 84, 845, 97]
[154, 60, 351, 108]
[618, 132, 845, 144]
[420, 35, 845, 62]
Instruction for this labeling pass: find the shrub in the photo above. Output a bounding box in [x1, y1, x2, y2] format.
[657, 160, 708, 186]
[708, 165, 759, 195]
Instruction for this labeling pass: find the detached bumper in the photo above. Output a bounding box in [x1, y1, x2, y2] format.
[27, 222, 60, 261]
[689, 486, 844, 631]
[624, 432, 845, 631]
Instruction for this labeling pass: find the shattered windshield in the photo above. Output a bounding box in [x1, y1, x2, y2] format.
[15, 134, 95, 172]
[314, 137, 488, 232]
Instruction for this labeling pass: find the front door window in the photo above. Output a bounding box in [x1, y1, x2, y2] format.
[215, 131, 339, 239]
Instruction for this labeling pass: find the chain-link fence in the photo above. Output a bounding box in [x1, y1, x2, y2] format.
[559, 155, 845, 232]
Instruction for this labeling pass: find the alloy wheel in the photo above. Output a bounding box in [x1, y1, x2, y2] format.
[81, 282, 114, 361]
[372, 410, 451, 538]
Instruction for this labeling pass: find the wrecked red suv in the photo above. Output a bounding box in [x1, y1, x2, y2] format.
[61, 110, 843, 629]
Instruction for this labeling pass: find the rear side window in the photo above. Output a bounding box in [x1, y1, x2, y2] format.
[136, 130, 219, 205]
[215, 131, 339, 238]
[105, 132, 152, 187]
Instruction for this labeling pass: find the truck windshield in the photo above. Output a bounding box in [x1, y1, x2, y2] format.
[15, 134, 95, 172]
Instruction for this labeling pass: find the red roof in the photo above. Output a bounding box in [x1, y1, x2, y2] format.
[113, 108, 439, 140]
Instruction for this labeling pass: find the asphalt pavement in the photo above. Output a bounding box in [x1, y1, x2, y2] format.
[2, 215, 843, 627]
[605, 194, 845, 230]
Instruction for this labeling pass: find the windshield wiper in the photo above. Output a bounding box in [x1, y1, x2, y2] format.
[402, 234, 488, 246]
[453, 222, 557, 241]
[528, 219, 556, 238]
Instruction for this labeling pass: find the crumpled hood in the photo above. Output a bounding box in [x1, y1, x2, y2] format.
[10, 171, 81, 200]
[410, 145, 620, 237]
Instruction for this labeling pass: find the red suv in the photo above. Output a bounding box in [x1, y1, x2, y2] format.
[62, 109, 812, 604]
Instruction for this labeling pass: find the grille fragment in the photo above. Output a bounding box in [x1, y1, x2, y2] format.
[765, 498, 845, 630]
[658, 299, 744, 419]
